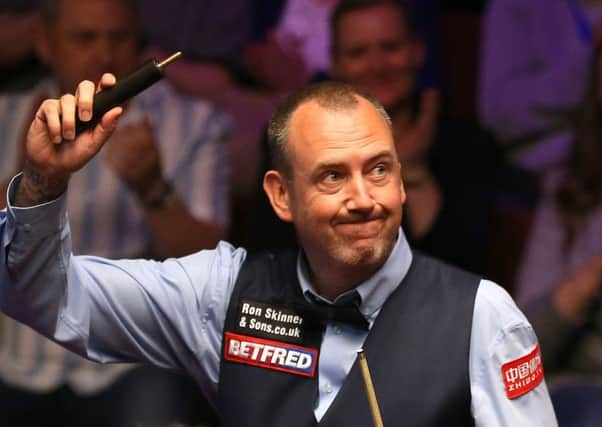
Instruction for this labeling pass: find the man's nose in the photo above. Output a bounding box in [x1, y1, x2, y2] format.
[345, 177, 375, 211]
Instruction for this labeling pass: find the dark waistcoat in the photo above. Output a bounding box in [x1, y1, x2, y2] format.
[218, 250, 479, 427]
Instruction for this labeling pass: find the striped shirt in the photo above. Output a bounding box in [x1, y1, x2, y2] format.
[0, 79, 231, 394]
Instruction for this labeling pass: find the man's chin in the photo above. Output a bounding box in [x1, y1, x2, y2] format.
[335, 241, 383, 267]
[341, 230, 397, 267]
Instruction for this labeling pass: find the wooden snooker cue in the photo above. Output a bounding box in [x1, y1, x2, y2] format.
[357, 350, 384, 427]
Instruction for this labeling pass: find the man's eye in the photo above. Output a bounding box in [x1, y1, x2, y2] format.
[318, 171, 344, 190]
[325, 171, 341, 182]
[369, 164, 391, 183]
[373, 164, 387, 176]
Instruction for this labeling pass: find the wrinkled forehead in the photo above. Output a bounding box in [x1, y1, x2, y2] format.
[289, 95, 391, 134]
[286, 98, 395, 168]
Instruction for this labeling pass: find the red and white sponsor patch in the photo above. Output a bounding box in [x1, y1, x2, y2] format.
[224, 332, 318, 377]
[501, 344, 544, 399]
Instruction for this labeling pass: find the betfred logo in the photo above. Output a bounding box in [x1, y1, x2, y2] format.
[224, 332, 318, 377]
[501, 344, 544, 399]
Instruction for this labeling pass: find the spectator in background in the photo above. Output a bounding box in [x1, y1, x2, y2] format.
[244, 0, 498, 275]
[479, 0, 602, 189]
[0, 0, 228, 425]
[515, 40, 602, 426]
[0, 1, 47, 91]
[245, 0, 442, 93]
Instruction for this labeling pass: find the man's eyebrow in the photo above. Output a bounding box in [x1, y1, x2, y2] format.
[312, 150, 396, 173]
[313, 160, 344, 172]
[359, 150, 397, 167]
[368, 150, 396, 162]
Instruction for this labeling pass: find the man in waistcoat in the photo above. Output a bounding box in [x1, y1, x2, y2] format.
[0, 76, 556, 425]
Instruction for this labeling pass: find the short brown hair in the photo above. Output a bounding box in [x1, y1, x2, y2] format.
[267, 81, 392, 177]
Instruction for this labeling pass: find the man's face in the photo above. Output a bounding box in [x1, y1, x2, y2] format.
[283, 98, 405, 272]
[331, 4, 423, 110]
[37, 0, 138, 93]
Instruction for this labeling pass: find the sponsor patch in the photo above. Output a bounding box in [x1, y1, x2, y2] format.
[236, 299, 305, 343]
[501, 344, 544, 399]
[224, 332, 318, 377]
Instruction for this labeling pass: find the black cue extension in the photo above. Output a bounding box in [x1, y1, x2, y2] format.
[74, 51, 182, 134]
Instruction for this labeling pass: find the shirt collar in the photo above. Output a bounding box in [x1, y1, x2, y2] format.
[297, 227, 413, 321]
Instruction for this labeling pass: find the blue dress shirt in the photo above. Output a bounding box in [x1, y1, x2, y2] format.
[0, 176, 557, 425]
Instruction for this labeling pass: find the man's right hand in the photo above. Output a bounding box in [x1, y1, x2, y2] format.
[14, 74, 123, 207]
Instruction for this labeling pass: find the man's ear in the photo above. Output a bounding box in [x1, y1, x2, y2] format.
[398, 162, 407, 205]
[400, 177, 407, 205]
[263, 170, 293, 223]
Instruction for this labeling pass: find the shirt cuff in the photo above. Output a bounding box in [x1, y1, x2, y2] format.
[6, 173, 68, 239]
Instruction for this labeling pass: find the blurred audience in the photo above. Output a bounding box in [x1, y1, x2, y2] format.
[515, 40, 602, 427]
[516, 42, 602, 379]
[0, 1, 47, 91]
[241, 0, 499, 276]
[0, 0, 228, 425]
[245, 0, 442, 93]
[479, 0, 602, 188]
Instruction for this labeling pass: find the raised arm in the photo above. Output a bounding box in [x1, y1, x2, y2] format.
[0, 78, 245, 402]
